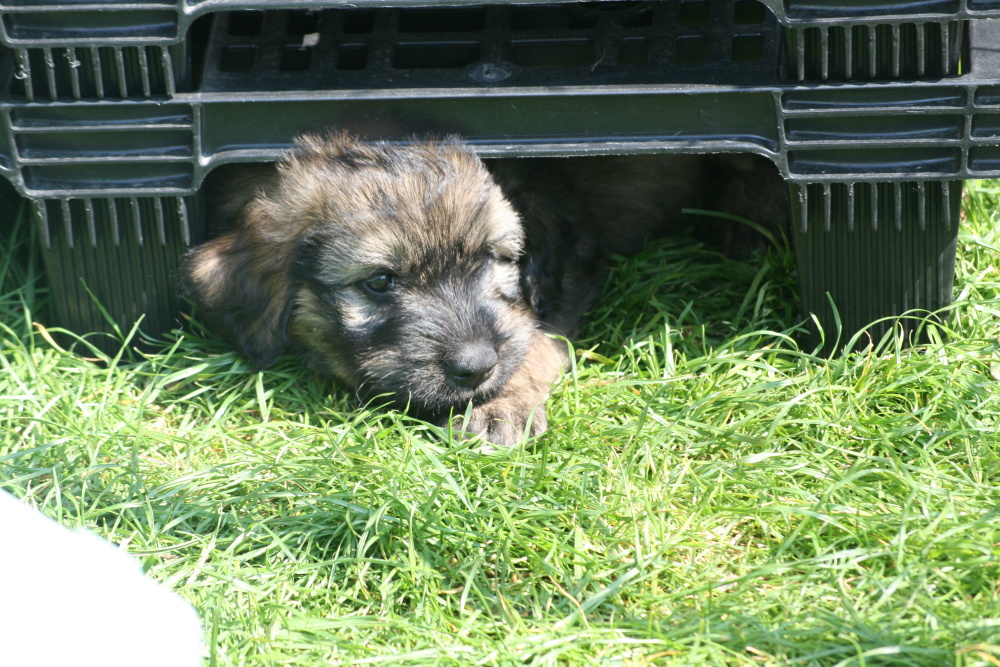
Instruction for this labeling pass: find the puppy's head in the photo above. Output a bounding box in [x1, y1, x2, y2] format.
[185, 133, 535, 418]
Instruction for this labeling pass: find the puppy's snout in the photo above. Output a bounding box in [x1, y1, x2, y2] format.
[445, 340, 498, 389]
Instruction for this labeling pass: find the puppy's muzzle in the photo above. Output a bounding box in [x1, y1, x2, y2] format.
[444, 339, 498, 390]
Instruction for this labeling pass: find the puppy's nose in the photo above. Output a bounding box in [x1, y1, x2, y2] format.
[445, 341, 498, 389]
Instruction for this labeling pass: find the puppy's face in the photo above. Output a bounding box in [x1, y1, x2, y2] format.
[186, 134, 537, 419]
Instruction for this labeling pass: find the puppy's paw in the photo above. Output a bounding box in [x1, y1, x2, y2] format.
[697, 154, 790, 259]
[696, 217, 775, 260]
[458, 392, 550, 449]
[451, 330, 567, 449]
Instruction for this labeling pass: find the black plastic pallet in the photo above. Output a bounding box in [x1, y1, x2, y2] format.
[3, 6, 999, 196]
[1, 0, 997, 352]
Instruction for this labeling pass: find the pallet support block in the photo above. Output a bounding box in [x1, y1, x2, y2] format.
[35, 195, 200, 351]
[791, 180, 962, 352]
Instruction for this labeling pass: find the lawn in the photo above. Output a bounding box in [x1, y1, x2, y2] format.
[2, 180, 1000, 666]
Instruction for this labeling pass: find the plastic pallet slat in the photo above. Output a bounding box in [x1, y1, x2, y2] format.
[3, 0, 1000, 48]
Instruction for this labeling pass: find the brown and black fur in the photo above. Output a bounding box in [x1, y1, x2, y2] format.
[184, 132, 787, 447]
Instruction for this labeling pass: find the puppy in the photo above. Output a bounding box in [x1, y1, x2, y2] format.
[184, 132, 787, 447]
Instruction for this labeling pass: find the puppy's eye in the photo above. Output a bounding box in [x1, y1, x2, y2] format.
[362, 272, 396, 295]
[488, 248, 518, 264]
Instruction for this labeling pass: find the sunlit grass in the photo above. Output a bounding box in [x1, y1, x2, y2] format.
[2, 181, 999, 666]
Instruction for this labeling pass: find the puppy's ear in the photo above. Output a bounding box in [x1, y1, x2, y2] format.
[183, 205, 301, 369]
[519, 242, 561, 322]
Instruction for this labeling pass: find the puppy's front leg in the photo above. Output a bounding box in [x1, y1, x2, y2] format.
[459, 330, 568, 448]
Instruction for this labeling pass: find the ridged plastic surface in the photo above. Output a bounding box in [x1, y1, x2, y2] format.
[8, 44, 187, 101]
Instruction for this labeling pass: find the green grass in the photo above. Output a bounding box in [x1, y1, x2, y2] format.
[3, 181, 1000, 666]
